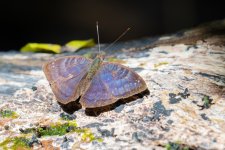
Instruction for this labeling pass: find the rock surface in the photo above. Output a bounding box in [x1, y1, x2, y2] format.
[0, 19, 225, 150]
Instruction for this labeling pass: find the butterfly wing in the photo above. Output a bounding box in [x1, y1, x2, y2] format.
[43, 56, 92, 104]
[80, 62, 147, 108]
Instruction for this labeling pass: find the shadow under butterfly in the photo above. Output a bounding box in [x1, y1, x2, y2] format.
[42, 25, 149, 116]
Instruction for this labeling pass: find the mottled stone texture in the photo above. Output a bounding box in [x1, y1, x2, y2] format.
[0, 19, 225, 150]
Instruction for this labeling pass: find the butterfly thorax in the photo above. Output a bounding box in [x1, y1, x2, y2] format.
[86, 55, 103, 80]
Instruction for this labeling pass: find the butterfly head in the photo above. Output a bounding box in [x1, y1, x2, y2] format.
[96, 53, 105, 61]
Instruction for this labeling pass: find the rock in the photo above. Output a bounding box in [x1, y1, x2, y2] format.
[59, 112, 77, 120]
[114, 104, 125, 113]
[167, 119, 174, 124]
[150, 101, 173, 120]
[168, 93, 182, 104]
[97, 127, 115, 137]
[200, 113, 210, 121]
[61, 136, 74, 149]
[142, 116, 152, 123]
[0, 19, 225, 149]
[132, 131, 146, 142]
[84, 122, 105, 128]
[102, 119, 115, 123]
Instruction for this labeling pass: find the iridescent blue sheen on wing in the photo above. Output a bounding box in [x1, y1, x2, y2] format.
[80, 74, 113, 108]
[100, 63, 145, 97]
[43, 56, 92, 104]
[80, 62, 147, 108]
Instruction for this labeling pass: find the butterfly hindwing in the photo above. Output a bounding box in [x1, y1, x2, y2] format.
[80, 62, 147, 108]
[43, 56, 92, 104]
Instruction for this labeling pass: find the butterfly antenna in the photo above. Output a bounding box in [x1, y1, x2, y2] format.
[96, 21, 101, 54]
[103, 27, 131, 51]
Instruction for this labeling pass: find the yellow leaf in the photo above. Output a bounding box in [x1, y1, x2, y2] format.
[20, 43, 61, 53]
[65, 39, 95, 51]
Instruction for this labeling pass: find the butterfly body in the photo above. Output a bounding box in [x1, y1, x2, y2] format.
[43, 54, 147, 108]
[86, 55, 103, 81]
[76, 55, 103, 99]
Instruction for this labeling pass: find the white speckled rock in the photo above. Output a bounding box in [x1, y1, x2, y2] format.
[0, 20, 225, 150]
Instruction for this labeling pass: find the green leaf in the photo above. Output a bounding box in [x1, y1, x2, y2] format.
[65, 39, 95, 51]
[20, 43, 61, 53]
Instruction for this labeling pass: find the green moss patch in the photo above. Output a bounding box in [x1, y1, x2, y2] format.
[0, 109, 18, 119]
[37, 121, 77, 136]
[81, 128, 103, 142]
[197, 95, 214, 110]
[20, 120, 103, 143]
[166, 142, 195, 150]
[20, 121, 78, 137]
[0, 137, 31, 150]
[1, 120, 102, 150]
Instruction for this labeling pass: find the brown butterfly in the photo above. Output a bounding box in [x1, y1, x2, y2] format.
[43, 23, 147, 108]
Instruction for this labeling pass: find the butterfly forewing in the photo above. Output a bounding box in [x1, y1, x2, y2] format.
[43, 56, 92, 104]
[80, 62, 147, 108]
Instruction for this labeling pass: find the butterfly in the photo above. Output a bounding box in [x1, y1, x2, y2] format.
[43, 54, 147, 108]
[43, 23, 147, 109]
